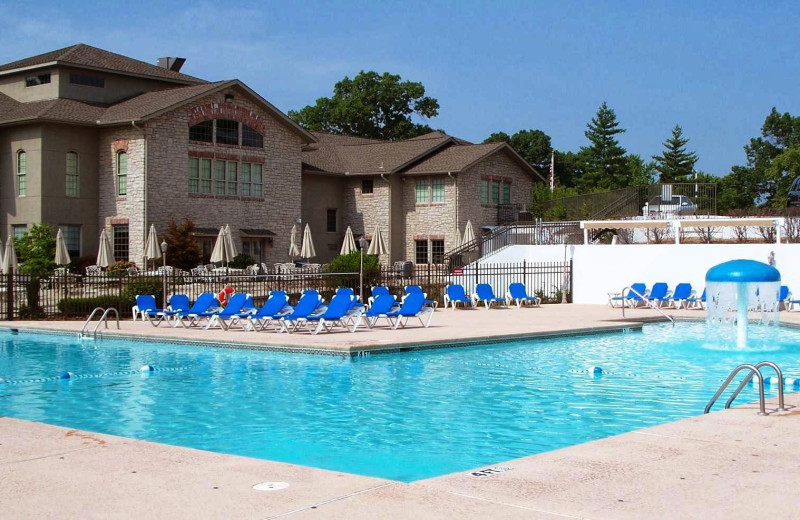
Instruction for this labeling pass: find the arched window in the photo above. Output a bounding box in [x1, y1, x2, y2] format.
[16, 150, 26, 196]
[216, 119, 239, 145]
[242, 124, 263, 148]
[66, 152, 79, 196]
[116, 151, 127, 196]
[189, 120, 213, 142]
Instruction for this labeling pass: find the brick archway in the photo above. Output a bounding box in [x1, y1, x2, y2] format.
[188, 102, 265, 134]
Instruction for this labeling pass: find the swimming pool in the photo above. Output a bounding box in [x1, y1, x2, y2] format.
[1, 323, 798, 482]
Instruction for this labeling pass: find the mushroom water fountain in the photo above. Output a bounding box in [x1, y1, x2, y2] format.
[706, 259, 781, 350]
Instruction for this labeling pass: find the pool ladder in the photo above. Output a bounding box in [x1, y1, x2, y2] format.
[705, 361, 788, 416]
[620, 286, 674, 326]
[79, 307, 120, 339]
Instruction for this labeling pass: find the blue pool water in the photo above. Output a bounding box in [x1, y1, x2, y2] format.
[1, 323, 799, 482]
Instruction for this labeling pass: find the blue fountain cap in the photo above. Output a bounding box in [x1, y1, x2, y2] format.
[706, 259, 780, 283]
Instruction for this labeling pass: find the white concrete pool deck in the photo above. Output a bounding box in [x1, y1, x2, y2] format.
[2, 304, 800, 519]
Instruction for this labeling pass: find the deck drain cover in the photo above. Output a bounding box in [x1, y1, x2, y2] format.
[253, 481, 289, 491]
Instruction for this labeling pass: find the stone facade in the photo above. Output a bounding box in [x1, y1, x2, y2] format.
[402, 174, 458, 263]
[339, 176, 392, 264]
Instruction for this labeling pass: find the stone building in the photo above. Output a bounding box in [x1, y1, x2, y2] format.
[0, 44, 543, 268]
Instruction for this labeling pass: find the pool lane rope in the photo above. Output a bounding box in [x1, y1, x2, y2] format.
[0, 365, 191, 386]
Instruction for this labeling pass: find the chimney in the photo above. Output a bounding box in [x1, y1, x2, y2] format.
[156, 57, 186, 73]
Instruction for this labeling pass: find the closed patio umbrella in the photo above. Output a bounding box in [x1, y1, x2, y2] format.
[366, 224, 389, 256]
[54, 228, 71, 265]
[300, 224, 316, 259]
[96, 229, 114, 268]
[0, 238, 6, 272]
[340, 226, 356, 256]
[143, 224, 161, 268]
[210, 226, 228, 264]
[288, 224, 300, 258]
[462, 220, 475, 246]
[224, 224, 237, 260]
[454, 227, 462, 249]
[1, 239, 16, 274]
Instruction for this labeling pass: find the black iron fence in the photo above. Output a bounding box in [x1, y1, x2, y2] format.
[0, 261, 573, 320]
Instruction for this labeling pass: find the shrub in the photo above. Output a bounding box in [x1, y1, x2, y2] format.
[57, 296, 131, 317]
[324, 251, 381, 288]
[230, 253, 255, 269]
[122, 276, 164, 307]
[163, 218, 202, 271]
[107, 260, 137, 278]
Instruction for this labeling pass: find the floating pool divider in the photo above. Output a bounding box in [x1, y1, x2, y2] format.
[706, 259, 780, 349]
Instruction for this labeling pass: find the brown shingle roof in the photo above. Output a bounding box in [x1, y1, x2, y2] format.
[0, 97, 105, 125]
[302, 133, 452, 174]
[98, 81, 228, 124]
[403, 142, 505, 174]
[0, 44, 205, 84]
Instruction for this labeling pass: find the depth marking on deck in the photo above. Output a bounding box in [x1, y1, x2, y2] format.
[469, 466, 513, 478]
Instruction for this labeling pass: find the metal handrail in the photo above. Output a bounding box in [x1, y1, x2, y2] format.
[80, 307, 106, 336]
[705, 364, 767, 415]
[90, 307, 120, 337]
[724, 361, 788, 412]
[620, 286, 674, 326]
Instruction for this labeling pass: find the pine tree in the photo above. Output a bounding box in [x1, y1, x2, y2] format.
[652, 125, 698, 183]
[578, 102, 628, 191]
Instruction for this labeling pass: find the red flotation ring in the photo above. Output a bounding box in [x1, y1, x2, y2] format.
[217, 286, 235, 306]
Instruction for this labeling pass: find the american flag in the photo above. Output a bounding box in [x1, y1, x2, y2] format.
[549, 151, 555, 192]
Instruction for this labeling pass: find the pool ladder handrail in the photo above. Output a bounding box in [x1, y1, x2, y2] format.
[620, 286, 674, 327]
[79, 307, 120, 338]
[705, 361, 788, 416]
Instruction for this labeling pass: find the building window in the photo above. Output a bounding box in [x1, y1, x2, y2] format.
[189, 120, 213, 143]
[216, 119, 239, 145]
[66, 152, 79, 196]
[502, 182, 511, 204]
[214, 160, 226, 195]
[189, 158, 214, 194]
[116, 151, 127, 196]
[431, 178, 445, 203]
[361, 179, 373, 194]
[491, 181, 500, 204]
[188, 157, 199, 193]
[242, 124, 263, 148]
[326, 209, 337, 233]
[242, 239, 263, 263]
[480, 180, 489, 204]
[415, 179, 429, 204]
[61, 225, 81, 256]
[226, 162, 238, 195]
[431, 239, 445, 264]
[17, 150, 26, 196]
[12, 224, 27, 239]
[25, 73, 50, 87]
[240, 162, 262, 197]
[69, 73, 104, 88]
[113, 225, 129, 261]
[415, 240, 428, 264]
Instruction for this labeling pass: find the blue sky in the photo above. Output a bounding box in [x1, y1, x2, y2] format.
[2, 0, 798, 175]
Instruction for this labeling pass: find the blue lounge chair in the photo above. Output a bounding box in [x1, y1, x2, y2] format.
[296, 293, 362, 334]
[363, 294, 401, 328]
[383, 293, 434, 329]
[173, 292, 219, 328]
[686, 288, 706, 310]
[335, 287, 366, 326]
[404, 285, 438, 308]
[135, 295, 168, 326]
[444, 284, 474, 309]
[205, 293, 251, 330]
[648, 283, 671, 308]
[778, 285, 791, 311]
[238, 291, 291, 331]
[278, 290, 324, 333]
[608, 283, 647, 308]
[473, 284, 507, 309]
[505, 283, 541, 309]
[667, 283, 693, 309]
[168, 294, 191, 313]
[368, 286, 391, 307]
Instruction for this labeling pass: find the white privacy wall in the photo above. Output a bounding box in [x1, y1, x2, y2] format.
[478, 243, 800, 304]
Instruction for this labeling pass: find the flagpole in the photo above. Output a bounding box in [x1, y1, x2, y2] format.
[549, 151, 555, 193]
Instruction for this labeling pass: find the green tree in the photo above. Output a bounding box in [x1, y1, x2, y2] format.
[552, 150, 588, 188]
[162, 218, 201, 272]
[484, 129, 552, 169]
[626, 154, 657, 186]
[577, 102, 629, 191]
[652, 125, 698, 183]
[289, 71, 440, 140]
[14, 223, 56, 275]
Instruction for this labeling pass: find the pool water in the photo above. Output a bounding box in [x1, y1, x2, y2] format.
[1, 323, 798, 482]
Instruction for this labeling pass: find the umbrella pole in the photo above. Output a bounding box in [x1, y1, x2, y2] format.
[359, 250, 363, 302]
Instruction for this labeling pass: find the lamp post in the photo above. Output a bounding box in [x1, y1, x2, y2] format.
[359, 236, 368, 302]
[160, 240, 168, 307]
